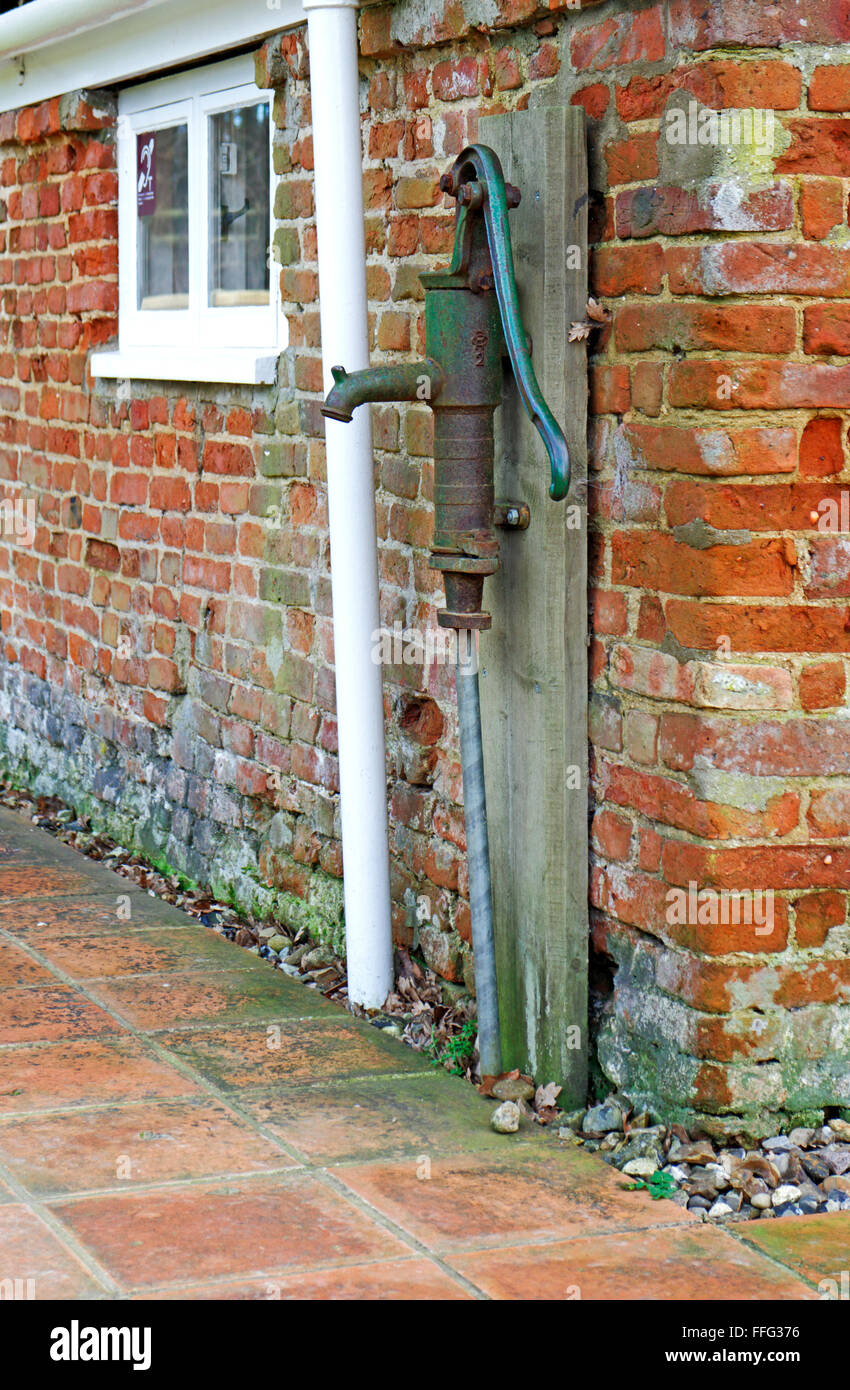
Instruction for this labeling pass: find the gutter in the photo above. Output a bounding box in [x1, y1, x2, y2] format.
[0, 0, 171, 62]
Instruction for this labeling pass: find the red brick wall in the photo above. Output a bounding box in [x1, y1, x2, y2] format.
[2, 0, 850, 1127]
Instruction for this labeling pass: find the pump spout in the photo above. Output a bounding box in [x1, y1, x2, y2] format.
[322, 359, 444, 423]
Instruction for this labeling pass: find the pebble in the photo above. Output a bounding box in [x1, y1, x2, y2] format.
[582, 1100, 624, 1137]
[796, 1195, 822, 1215]
[491, 1101, 521, 1134]
[772, 1184, 801, 1207]
[669, 1140, 716, 1165]
[762, 1135, 793, 1153]
[829, 1118, 850, 1141]
[800, 1152, 831, 1183]
[774, 1202, 804, 1218]
[788, 1127, 815, 1148]
[822, 1146, 850, 1175]
[560, 1109, 586, 1134]
[622, 1157, 658, 1179]
[492, 1077, 535, 1104]
[687, 1195, 712, 1211]
[664, 1164, 690, 1182]
[822, 1174, 850, 1194]
[751, 1193, 772, 1209]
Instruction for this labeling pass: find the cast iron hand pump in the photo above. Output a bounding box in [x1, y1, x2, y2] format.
[322, 145, 571, 1075]
[322, 143, 570, 630]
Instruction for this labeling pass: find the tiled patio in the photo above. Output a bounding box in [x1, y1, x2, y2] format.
[0, 805, 844, 1300]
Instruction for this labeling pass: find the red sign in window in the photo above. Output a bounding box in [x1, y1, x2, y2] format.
[136, 133, 156, 216]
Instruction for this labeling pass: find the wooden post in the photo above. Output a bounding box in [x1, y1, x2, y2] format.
[478, 106, 588, 1105]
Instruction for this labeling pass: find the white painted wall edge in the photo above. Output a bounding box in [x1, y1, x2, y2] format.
[304, 0, 394, 1009]
[0, 0, 305, 112]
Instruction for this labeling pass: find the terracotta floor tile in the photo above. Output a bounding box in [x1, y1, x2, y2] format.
[0, 1036, 202, 1114]
[451, 1224, 817, 1300]
[0, 985, 118, 1044]
[23, 925, 248, 981]
[0, 864, 108, 899]
[138, 1258, 472, 1300]
[0, 892, 193, 937]
[736, 1212, 850, 1288]
[0, 1204, 109, 1297]
[0, 940, 58, 989]
[240, 1072, 514, 1165]
[157, 1018, 428, 1091]
[0, 1098, 296, 1196]
[86, 967, 338, 1031]
[51, 1173, 409, 1289]
[335, 1151, 695, 1253]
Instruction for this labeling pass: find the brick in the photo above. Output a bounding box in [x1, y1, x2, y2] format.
[794, 892, 845, 948]
[571, 7, 665, 74]
[660, 710, 850, 777]
[810, 65, 850, 112]
[571, 84, 610, 120]
[610, 644, 693, 700]
[612, 532, 794, 597]
[800, 180, 845, 240]
[667, 243, 850, 298]
[631, 362, 663, 417]
[669, 0, 850, 49]
[666, 601, 850, 655]
[620, 422, 796, 477]
[592, 808, 633, 861]
[800, 416, 845, 477]
[589, 364, 630, 415]
[806, 538, 850, 599]
[669, 360, 850, 411]
[432, 58, 478, 101]
[617, 183, 792, 239]
[604, 130, 659, 185]
[690, 662, 793, 710]
[592, 244, 664, 296]
[603, 761, 800, 842]
[664, 479, 850, 532]
[615, 303, 794, 354]
[529, 43, 560, 81]
[777, 119, 850, 177]
[623, 710, 658, 765]
[616, 61, 802, 122]
[799, 660, 846, 710]
[804, 304, 850, 355]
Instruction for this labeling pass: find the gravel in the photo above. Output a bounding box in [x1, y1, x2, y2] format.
[557, 1092, 850, 1224]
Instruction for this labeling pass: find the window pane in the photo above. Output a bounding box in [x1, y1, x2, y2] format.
[208, 103, 270, 307]
[137, 124, 189, 310]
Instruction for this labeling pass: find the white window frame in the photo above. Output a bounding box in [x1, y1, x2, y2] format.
[92, 56, 285, 385]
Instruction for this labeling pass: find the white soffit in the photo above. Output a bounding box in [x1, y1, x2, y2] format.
[0, 0, 306, 111]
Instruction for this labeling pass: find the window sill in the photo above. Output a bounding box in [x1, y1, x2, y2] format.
[90, 346, 281, 386]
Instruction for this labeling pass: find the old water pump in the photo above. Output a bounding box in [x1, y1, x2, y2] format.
[322, 144, 571, 1075]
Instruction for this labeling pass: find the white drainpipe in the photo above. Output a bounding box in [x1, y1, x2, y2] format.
[303, 0, 393, 1009]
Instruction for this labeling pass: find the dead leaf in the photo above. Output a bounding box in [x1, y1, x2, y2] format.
[534, 1081, 562, 1110]
[585, 296, 611, 323]
[569, 320, 592, 342]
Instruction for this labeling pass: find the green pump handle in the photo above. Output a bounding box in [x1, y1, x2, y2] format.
[442, 144, 571, 502]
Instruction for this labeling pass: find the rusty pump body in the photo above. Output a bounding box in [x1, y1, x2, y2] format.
[322, 144, 571, 1073]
